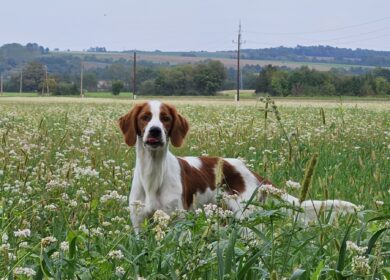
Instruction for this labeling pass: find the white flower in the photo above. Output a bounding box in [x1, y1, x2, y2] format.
[352, 255, 370, 275]
[130, 200, 145, 214]
[198, 203, 233, 219]
[60, 241, 69, 251]
[74, 166, 99, 179]
[115, 266, 125, 277]
[69, 200, 78, 207]
[41, 236, 57, 246]
[258, 184, 284, 197]
[346, 241, 367, 255]
[44, 204, 58, 211]
[79, 224, 89, 235]
[2, 233, 8, 243]
[375, 200, 384, 206]
[100, 190, 127, 203]
[108, 249, 124, 260]
[19, 241, 29, 248]
[14, 229, 31, 238]
[153, 210, 170, 227]
[13, 267, 36, 277]
[286, 180, 302, 189]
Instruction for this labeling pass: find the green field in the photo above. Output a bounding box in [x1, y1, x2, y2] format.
[0, 97, 389, 279]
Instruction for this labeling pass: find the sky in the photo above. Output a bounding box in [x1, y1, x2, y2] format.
[2, 0, 390, 52]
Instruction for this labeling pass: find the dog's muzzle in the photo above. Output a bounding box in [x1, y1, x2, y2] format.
[145, 126, 164, 147]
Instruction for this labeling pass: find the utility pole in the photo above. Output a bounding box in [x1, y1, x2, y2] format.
[0, 73, 3, 96]
[133, 51, 137, 100]
[19, 70, 23, 94]
[45, 65, 49, 95]
[236, 22, 242, 102]
[80, 61, 84, 98]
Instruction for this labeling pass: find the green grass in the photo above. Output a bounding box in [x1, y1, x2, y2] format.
[0, 98, 389, 279]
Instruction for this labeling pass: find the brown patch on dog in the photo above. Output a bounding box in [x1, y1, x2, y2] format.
[119, 102, 150, 146]
[164, 103, 189, 147]
[178, 156, 249, 209]
[221, 160, 246, 195]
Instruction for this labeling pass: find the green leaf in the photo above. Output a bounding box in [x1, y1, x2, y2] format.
[217, 243, 224, 280]
[237, 251, 263, 279]
[310, 260, 324, 280]
[336, 225, 351, 279]
[290, 268, 306, 280]
[365, 227, 388, 255]
[224, 228, 237, 275]
[382, 267, 390, 280]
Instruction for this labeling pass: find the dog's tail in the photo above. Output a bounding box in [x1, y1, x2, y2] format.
[281, 193, 358, 223]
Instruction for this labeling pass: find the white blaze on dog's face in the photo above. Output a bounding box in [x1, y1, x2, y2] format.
[118, 101, 189, 149]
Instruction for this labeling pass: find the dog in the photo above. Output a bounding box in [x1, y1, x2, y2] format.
[118, 100, 357, 231]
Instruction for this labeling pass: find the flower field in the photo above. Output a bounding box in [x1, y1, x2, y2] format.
[0, 97, 389, 279]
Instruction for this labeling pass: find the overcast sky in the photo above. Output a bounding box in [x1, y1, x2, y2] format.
[2, 0, 390, 52]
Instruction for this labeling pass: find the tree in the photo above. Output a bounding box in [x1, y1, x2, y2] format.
[83, 72, 97, 91]
[112, 80, 124, 95]
[193, 61, 226, 95]
[23, 61, 45, 92]
[374, 77, 390, 95]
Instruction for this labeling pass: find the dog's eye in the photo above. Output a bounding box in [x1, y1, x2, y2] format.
[141, 115, 151, 121]
[161, 116, 171, 122]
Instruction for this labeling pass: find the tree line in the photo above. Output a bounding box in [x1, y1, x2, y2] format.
[254, 65, 390, 96]
[1, 43, 390, 96]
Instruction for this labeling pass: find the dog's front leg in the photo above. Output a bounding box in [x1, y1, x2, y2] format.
[129, 176, 147, 233]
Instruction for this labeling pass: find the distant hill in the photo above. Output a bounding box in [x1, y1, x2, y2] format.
[2, 43, 390, 76]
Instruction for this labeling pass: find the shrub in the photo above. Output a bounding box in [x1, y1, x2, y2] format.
[112, 80, 124, 96]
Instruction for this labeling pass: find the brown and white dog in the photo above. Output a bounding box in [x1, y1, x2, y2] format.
[119, 100, 357, 230]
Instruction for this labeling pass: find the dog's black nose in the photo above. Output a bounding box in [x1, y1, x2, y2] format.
[149, 126, 162, 137]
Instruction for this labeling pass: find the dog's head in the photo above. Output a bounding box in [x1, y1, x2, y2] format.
[118, 100, 189, 149]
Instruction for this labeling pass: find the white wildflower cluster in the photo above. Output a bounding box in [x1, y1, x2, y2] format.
[130, 200, 146, 214]
[60, 241, 69, 251]
[258, 184, 285, 197]
[44, 204, 58, 211]
[76, 188, 89, 202]
[352, 256, 370, 275]
[115, 266, 126, 277]
[91, 227, 104, 237]
[74, 166, 99, 179]
[79, 224, 90, 235]
[286, 180, 302, 189]
[14, 229, 31, 238]
[195, 203, 233, 220]
[41, 236, 57, 247]
[13, 267, 36, 277]
[222, 193, 239, 201]
[153, 210, 171, 241]
[100, 190, 127, 204]
[108, 249, 124, 260]
[347, 241, 367, 255]
[1, 233, 10, 252]
[46, 178, 69, 190]
[375, 200, 384, 206]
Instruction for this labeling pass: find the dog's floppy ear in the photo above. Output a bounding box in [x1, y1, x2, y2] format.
[169, 105, 189, 147]
[118, 104, 144, 146]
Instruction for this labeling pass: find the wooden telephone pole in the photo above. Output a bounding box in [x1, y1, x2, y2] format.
[19, 70, 23, 94]
[133, 51, 137, 100]
[0, 73, 3, 96]
[235, 22, 243, 102]
[80, 62, 84, 98]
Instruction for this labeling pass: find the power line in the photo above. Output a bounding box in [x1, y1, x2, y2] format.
[246, 15, 390, 36]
